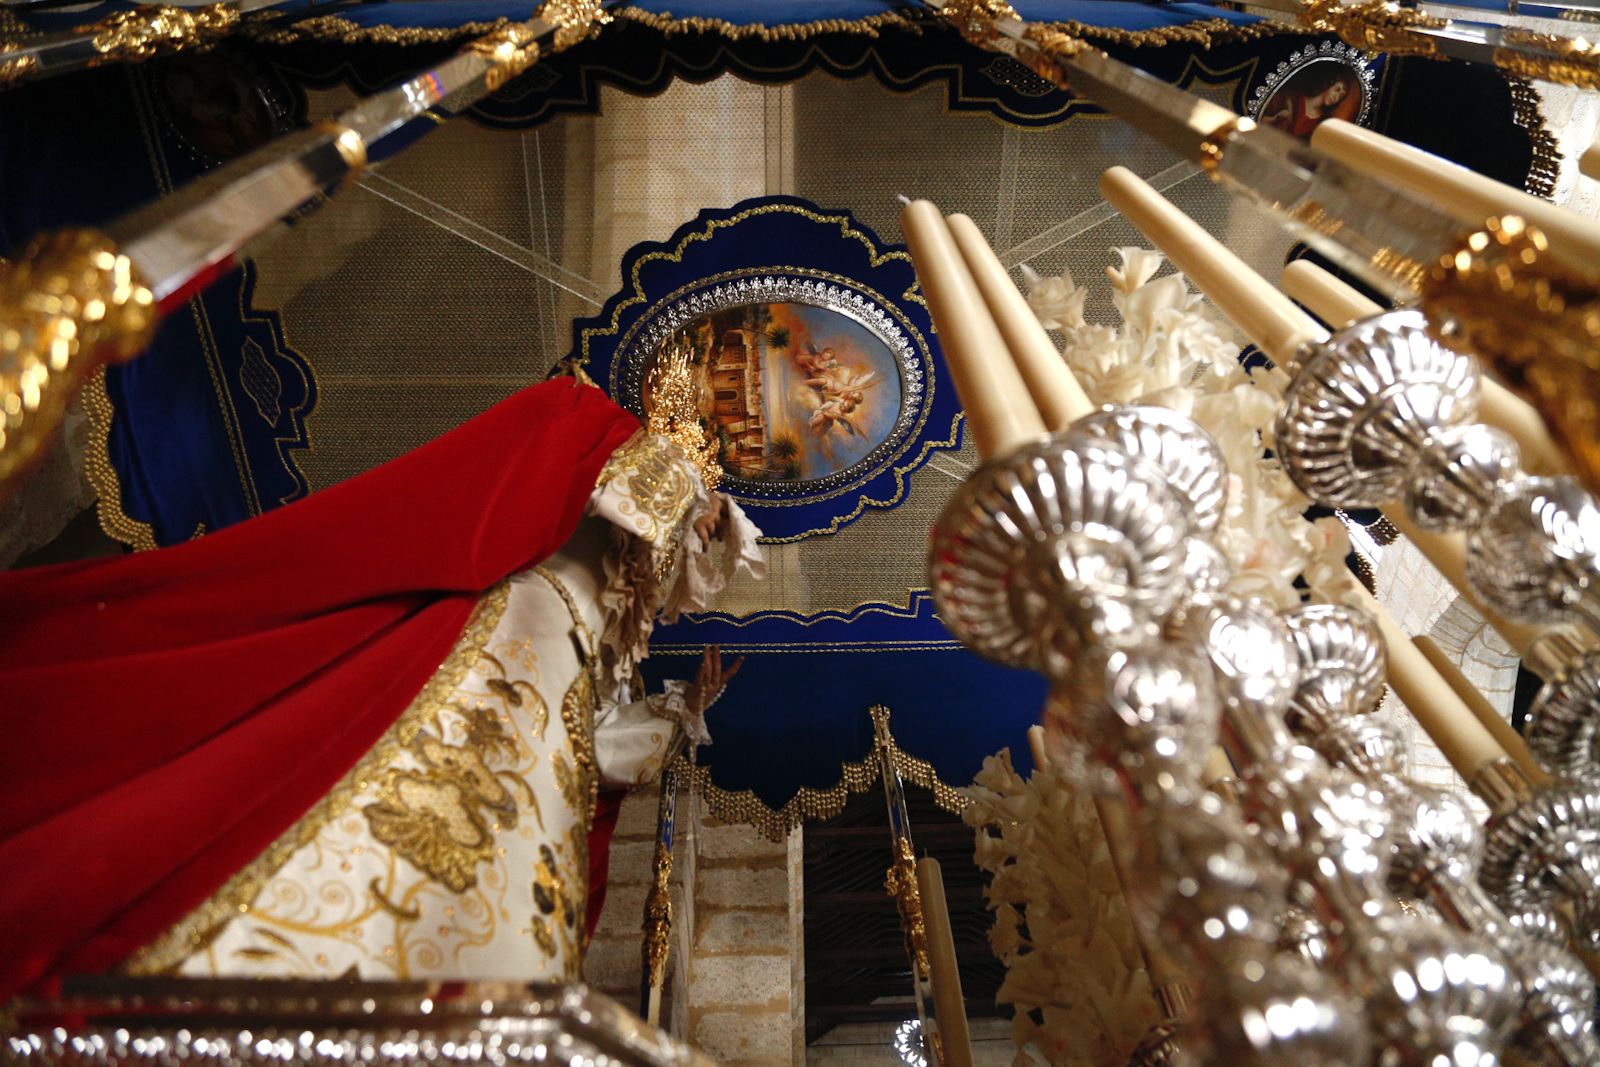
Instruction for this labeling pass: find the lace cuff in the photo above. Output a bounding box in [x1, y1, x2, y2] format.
[646, 678, 713, 748]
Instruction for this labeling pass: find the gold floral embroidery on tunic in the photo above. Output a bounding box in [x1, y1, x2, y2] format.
[126, 586, 511, 974]
[363, 688, 525, 893]
[595, 431, 698, 548]
[529, 841, 582, 976]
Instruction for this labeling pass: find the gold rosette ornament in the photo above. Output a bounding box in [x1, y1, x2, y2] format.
[0, 230, 157, 505]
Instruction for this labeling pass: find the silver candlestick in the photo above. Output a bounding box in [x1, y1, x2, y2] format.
[1282, 605, 1599, 1066]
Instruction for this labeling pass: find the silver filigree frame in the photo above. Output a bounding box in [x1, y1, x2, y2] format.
[1248, 41, 1378, 130]
[611, 267, 932, 507]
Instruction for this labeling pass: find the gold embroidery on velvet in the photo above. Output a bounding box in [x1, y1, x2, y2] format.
[124, 585, 512, 974]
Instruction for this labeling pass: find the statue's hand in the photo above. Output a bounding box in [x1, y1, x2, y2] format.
[692, 494, 731, 548]
[687, 644, 743, 715]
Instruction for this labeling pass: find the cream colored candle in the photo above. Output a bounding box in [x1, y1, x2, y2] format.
[1414, 635, 1552, 788]
[1316, 570, 1510, 784]
[1279, 259, 1569, 476]
[1280, 259, 1381, 332]
[900, 199, 1045, 459]
[1312, 119, 1600, 275]
[1026, 724, 1051, 771]
[1099, 166, 1327, 367]
[945, 213, 1094, 430]
[1383, 512, 1546, 656]
[915, 857, 975, 1067]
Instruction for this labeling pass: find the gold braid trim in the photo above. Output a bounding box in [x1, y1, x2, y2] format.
[1038, 16, 1319, 49]
[673, 706, 968, 842]
[1507, 76, 1562, 200]
[81, 371, 159, 551]
[249, 6, 913, 47]
[247, 15, 515, 47]
[124, 584, 512, 975]
[613, 6, 917, 41]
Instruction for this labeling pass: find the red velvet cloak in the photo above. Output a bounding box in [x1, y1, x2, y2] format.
[0, 379, 641, 999]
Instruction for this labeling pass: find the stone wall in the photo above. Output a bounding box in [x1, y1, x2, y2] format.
[684, 816, 805, 1066]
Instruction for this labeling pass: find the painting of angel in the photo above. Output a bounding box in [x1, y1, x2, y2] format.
[641, 301, 903, 486]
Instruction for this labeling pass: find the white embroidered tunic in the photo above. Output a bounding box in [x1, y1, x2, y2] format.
[131, 433, 762, 983]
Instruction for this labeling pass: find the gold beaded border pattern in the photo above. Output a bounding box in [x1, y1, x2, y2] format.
[671, 705, 968, 842]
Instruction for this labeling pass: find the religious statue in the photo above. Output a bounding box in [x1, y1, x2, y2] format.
[0, 377, 763, 997]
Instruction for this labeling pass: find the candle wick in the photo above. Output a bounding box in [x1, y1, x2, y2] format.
[895, 194, 913, 206]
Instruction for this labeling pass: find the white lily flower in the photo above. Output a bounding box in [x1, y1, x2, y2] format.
[1020, 263, 1089, 331]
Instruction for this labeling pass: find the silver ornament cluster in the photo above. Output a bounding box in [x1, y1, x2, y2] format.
[930, 401, 1600, 1067]
[1272, 305, 1600, 953]
[2, 981, 712, 1067]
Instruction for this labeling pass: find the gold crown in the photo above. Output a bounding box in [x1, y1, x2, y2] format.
[646, 333, 723, 491]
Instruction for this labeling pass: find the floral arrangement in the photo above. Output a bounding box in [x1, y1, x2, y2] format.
[964, 250, 1355, 1065]
[1021, 250, 1349, 610]
[964, 752, 1159, 1067]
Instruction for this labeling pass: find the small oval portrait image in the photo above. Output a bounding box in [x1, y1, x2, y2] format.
[1251, 45, 1375, 140]
[642, 302, 904, 487]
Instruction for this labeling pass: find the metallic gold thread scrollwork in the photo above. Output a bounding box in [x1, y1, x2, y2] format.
[594, 431, 699, 546]
[88, 4, 240, 64]
[535, 0, 612, 53]
[1492, 29, 1600, 91]
[465, 22, 542, 92]
[1, 229, 157, 506]
[885, 836, 932, 979]
[1298, 0, 1445, 57]
[1420, 215, 1600, 497]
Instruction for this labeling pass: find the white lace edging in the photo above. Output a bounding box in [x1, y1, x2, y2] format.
[648, 678, 712, 748]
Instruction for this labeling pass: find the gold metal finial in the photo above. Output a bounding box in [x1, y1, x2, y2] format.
[465, 22, 542, 91]
[1, 229, 158, 505]
[646, 333, 722, 491]
[1298, 0, 1445, 56]
[534, 0, 613, 53]
[1420, 215, 1600, 499]
[89, 4, 241, 64]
